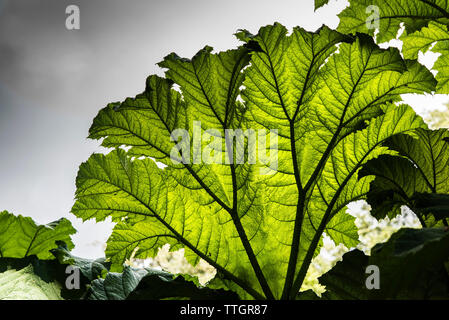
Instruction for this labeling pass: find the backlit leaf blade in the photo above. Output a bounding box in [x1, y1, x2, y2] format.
[74, 23, 435, 299]
[337, 0, 449, 43]
[402, 21, 449, 93]
[338, 0, 449, 92]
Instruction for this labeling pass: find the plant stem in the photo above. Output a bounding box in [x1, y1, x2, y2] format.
[227, 137, 274, 299]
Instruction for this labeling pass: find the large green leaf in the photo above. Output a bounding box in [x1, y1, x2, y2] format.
[360, 128, 449, 226]
[336, 0, 449, 92]
[319, 228, 449, 299]
[73, 23, 435, 299]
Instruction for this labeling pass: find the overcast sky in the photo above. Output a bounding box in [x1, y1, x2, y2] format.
[0, 0, 446, 258]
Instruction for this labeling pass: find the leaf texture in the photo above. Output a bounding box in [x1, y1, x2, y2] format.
[73, 23, 435, 299]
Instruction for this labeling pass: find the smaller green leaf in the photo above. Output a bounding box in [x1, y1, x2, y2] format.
[338, 1, 449, 93]
[320, 228, 449, 299]
[0, 211, 76, 260]
[0, 211, 81, 300]
[87, 265, 238, 300]
[402, 22, 449, 93]
[360, 128, 449, 225]
[359, 155, 417, 220]
[411, 193, 449, 222]
[128, 270, 239, 300]
[0, 255, 81, 300]
[51, 241, 110, 282]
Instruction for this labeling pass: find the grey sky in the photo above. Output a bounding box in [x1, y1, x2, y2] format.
[0, 0, 445, 258]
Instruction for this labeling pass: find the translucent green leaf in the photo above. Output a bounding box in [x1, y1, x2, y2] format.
[338, 0, 449, 92]
[402, 21, 449, 93]
[74, 23, 435, 299]
[338, 0, 449, 43]
[0, 213, 78, 300]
